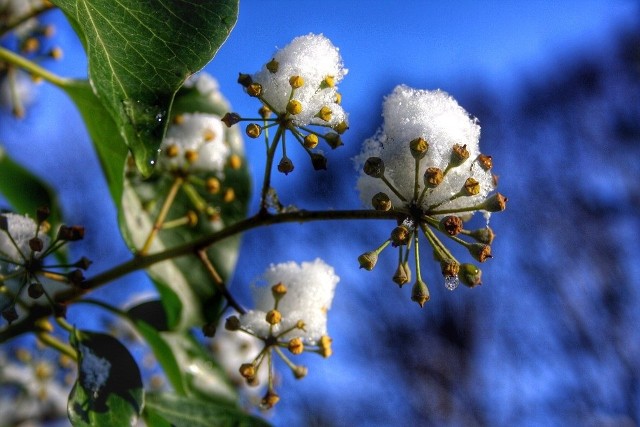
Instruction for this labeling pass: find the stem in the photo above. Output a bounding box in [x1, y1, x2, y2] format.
[139, 176, 183, 256]
[414, 157, 420, 201]
[0, 46, 70, 87]
[36, 332, 77, 360]
[260, 126, 284, 214]
[196, 250, 246, 315]
[380, 175, 408, 202]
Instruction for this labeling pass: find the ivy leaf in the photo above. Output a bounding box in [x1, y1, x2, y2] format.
[0, 145, 61, 227]
[121, 78, 250, 330]
[51, 0, 239, 176]
[67, 330, 144, 426]
[145, 393, 271, 427]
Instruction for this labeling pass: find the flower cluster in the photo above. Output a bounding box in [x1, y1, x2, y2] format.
[356, 85, 507, 305]
[1, 0, 60, 117]
[0, 209, 90, 324]
[223, 33, 349, 175]
[225, 259, 338, 409]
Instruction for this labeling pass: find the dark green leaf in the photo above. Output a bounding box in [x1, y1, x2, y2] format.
[68, 330, 144, 426]
[145, 393, 271, 427]
[0, 145, 61, 227]
[51, 0, 239, 176]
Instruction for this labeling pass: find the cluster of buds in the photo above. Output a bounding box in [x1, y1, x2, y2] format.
[1, 0, 61, 117]
[0, 207, 91, 324]
[125, 73, 245, 239]
[356, 85, 507, 306]
[224, 259, 338, 409]
[222, 33, 349, 175]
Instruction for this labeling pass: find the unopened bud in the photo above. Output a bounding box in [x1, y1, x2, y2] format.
[409, 137, 429, 159]
[36, 206, 51, 223]
[363, 157, 385, 178]
[450, 144, 470, 167]
[2, 306, 18, 324]
[476, 154, 493, 171]
[266, 309, 282, 325]
[271, 282, 287, 298]
[261, 390, 280, 409]
[74, 256, 92, 270]
[239, 363, 256, 379]
[228, 154, 242, 170]
[286, 99, 302, 115]
[321, 75, 335, 88]
[303, 134, 319, 149]
[67, 269, 85, 287]
[266, 59, 279, 73]
[390, 225, 410, 246]
[324, 132, 343, 149]
[411, 279, 430, 307]
[293, 365, 308, 379]
[289, 75, 304, 88]
[440, 259, 460, 278]
[439, 216, 463, 236]
[225, 315, 241, 331]
[288, 337, 304, 355]
[259, 106, 271, 119]
[0, 215, 7, 231]
[469, 227, 495, 244]
[57, 225, 85, 241]
[165, 144, 179, 158]
[459, 263, 482, 288]
[184, 149, 198, 164]
[237, 73, 253, 87]
[463, 177, 480, 196]
[28, 283, 44, 299]
[202, 322, 216, 338]
[480, 193, 508, 212]
[372, 192, 392, 211]
[277, 156, 294, 175]
[206, 177, 221, 194]
[333, 121, 348, 134]
[392, 262, 410, 287]
[245, 123, 262, 138]
[358, 251, 378, 271]
[247, 83, 262, 97]
[468, 243, 492, 263]
[319, 335, 332, 358]
[315, 106, 332, 122]
[424, 167, 444, 188]
[221, 112, 241, 127]
[29, 237, 44, 252]
[310, 153, 327, 171]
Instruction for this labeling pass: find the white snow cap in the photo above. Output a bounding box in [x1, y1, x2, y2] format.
[252, 33, 348, 127]
[356, 85, 494, 212]
[239, 259, 340, 344]
[0, 213, 47, 268]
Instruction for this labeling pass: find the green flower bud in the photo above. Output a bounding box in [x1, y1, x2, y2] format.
[277, 156, 295, 175]
[480, 193, 508, 212]
[469, 227, 495, 244]
[324, 132, 343, 149]
[468, 243, 492, 262]
[411, 279, 430, 307]
[459, 263, 482, 288]
[363, 157, 385, 178]
[392, 262, 410, 287]
[358, 251, 378, 270]
[266, 58, 279, 73]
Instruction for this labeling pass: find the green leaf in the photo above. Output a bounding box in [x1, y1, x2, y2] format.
[145, 393, 271, 427]
[0, 145, 61, 226]
[121, 79, 250, 330]
[51, 0, 239, 176]
[62, 80, 128, 208]
[68, 330, 144, 426]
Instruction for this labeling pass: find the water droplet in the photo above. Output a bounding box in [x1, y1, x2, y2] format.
[444, 276, 459, 291]
[483, 211, 492, 227]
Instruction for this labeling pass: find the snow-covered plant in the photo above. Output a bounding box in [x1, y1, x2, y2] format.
[0, 3, 506, 426]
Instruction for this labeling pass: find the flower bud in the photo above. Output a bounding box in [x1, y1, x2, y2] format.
[468, 243, 492, 262]
[411, 279, 430, 307]
[459, 263, 482, 288]
[409, 137, 429, 159]
[476, 154, 493, 171]
[225, 315, 241, 331]
[310, 153, 328, 171]
[277, 156, 294, 175]
[439, 216, 463, 236]
[165, 144, 179, 158]
[423, 167, 444, 188]
[286, 99, 302, 115]
[221, 112, 241, 127]
[372, 192, 392, 211]
[321, 75, 335, 88]
[363, 157, 385, 178]
[333, 121, 348, 134]
[266, 58, 279, 73]
[247, 83, 262, 97]
[319, 335, 332, 358]
[239, 363, 256, 379]
[2, 306, 18, 324]
[29, 237, 44, 252]
[324, 132, 343, 149]
[449, 143, 469, 167]
[223, 188, 235, 203]
[184, 149, 199, 164]
[67, 269, 85, 287]
[440, 259, 460, 278]
[228, 154, 242, 170]
[358, 251, 378, 270]
[303, 134, 319, 149]
[0, 215, 8, 231]
[288, 337, 304, 355]
[245, 123, 262, 138]
[392, 262, 409, 287]
[37, 206, 51, 223]
[202, 322, 216, 338]
[293, 365, 308, 379]
[334, 92, 342, 104]
[390, 225, 410, 246]
[271, 282, 287, 299]
[237, 73, 253, 87]
[259, 106, 271, 119]
[462, 177, 481, 196]
[480, 193, 508, 212]
[261, 390, 280, 409]
[206, 177, 221, 194]
[74, 256, 93, 270]
[289, 75, 304, 88]
[315, 106, 332, 122]
[266, 309, 282, 325]
[469, 227, 495, 244]
[57, 225, 85, 241]
[28, 283, 44, 299]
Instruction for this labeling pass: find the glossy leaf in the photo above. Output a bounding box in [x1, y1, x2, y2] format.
[145, 393, 271, 427]
[67, 330, 143, 426]
[0, 145, 61, 226]
[51, 0, 239, 176]
[121, 79, 250, 330]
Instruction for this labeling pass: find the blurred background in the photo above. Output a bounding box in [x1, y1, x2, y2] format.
[1, 1, 639, 426]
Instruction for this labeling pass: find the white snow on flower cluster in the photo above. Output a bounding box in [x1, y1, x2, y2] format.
[211, 327, 267, 391]
[79, 344, 111, 395]
[159, 74, 238, 174]
[239, 259, 339, 344]
[356, 85, 494, 212]
[252, 33, 348, 127]
[0, 213, 47, 269]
